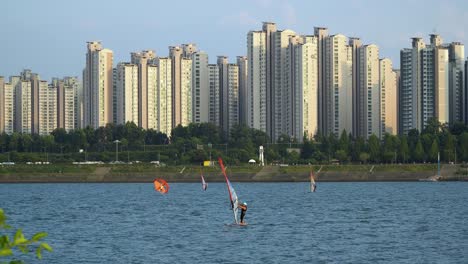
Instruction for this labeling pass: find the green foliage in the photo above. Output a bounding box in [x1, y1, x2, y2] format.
[428, 139, 439, 162]
[0, 209, 52, 263]
[1, 122, 468, 165]
[398, 136, 409, 163]
[335, 150, 348, 163]
[458, 132, 468, 161]
[359, 152, 370, 164]
[413, 140, 425, 162]
[368, 135, 380, 162]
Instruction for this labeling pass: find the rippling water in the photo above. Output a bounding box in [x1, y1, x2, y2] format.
[1, 182, 468, 263]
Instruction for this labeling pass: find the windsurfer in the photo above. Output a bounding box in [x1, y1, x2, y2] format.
[238, 202, 247, 224]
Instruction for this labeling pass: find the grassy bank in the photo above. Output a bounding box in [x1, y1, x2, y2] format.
[0, 163, 438, 175]
[279, 164, 437, 174]
[0, 163, 463, 183]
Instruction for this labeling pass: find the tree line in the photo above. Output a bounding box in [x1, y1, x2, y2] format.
[0, 118, 468, 165]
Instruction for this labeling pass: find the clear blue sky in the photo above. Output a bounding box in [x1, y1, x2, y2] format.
[2, 0, 467, 80]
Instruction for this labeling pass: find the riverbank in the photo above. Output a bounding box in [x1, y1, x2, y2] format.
[0, 164, 467, 183]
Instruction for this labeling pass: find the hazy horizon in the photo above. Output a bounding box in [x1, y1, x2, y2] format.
[2, 0, 467, 80]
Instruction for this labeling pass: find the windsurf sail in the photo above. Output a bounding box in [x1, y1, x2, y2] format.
[201, 170, 208, 191]
[153, 178, 169, 194]
[310, 170, 316, 192]
[218, 157, 239, 224]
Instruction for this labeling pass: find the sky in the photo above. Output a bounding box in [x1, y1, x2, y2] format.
[2, 0, 468, 81]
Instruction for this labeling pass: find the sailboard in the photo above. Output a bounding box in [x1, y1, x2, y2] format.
[310, 170, 316, 192]
[201, 170, 208, 191]
[218, 157, 239, 224]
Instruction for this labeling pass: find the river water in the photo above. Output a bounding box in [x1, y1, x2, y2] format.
[1, 182, 467, 263]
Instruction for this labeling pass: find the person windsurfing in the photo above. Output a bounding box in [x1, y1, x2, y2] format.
[238, 202, 247, 224]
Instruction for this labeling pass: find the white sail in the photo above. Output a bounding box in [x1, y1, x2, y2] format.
[201, 174, 207, 191]
[227, 179, 239, 224]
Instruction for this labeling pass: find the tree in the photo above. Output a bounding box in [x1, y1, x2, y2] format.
[382, 134, 398, 163]
[338, 130, 350, 155]
[351, 137, 365, 162]
[428, 139, 439, 162]
[0, 133, 8, 152]
[51, 128, 67, 146]
[368, 134, 380, 162]
[145, 129, 168, 145]
[420, 133, 434, 154]
[229, 125, 254, 154]
[335, 150, 348, 163]
[440, 130, 456, 162]
[398, 136, 409, 163]
[458, 132, 468, 162]
[449, 122, 468, 136]
[20, 134, 33, 153]
[8, 133, 20, 152]
[300, 136, 315, 160]
[413, 139, 425, 162]
[359, 152, 370, 164]
[0, 208, 52, 263]
[423, 117, 441, 135]
[407, 129, 420, 150]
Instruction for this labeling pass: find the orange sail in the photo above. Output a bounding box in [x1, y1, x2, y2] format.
[153, 178, 169, 194]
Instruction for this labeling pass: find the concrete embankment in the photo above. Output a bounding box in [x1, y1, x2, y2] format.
[0, 165, 465, 183]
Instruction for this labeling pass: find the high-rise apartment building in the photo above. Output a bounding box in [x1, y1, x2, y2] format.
[191, 51, 209, 124]
[379, 59, 398, 136]
[54, 77, 77, 131]
[0, 77, 15, 134]
[156, 57, 172, 135]
[447, 42, 464, 123]
[131, 50, 156, 129]
[400, 48, 413, 135]
[288, 35, 319, 141]
[208, 64, 220, 125]
[217, 56, 239, 136]
[314, 27, 329, 136]
[18, 70, 41, 134]
[271, 29, 296, 141]
[349, 38, 362, 137]
[83, 41, 113, 128]
[435, 47, 450, 124]
[358, 44, 380, 139]
[38, 80, 56, 135]
[147, 64, 159, 130]
[15, 79, 32, 133]
[170, 45, 194, 128]
[324, 34, 353, 135]
[115, 63, 139, 125]
[181, 58, 192, 127]
[0, 77, 5, 134]
[247, 30, 267, 131]
[237, 56, 248, 126]
[399, 35, 462, 134]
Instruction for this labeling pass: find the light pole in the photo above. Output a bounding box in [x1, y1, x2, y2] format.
[114, 140, 120, 162]
[208, 143, 212, 165]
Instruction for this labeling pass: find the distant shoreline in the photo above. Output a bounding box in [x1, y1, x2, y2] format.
[1, 164, 466, 183]
[0, 165, 466, 183]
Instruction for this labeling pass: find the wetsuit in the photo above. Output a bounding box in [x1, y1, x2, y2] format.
[239, 204, 247, 223]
